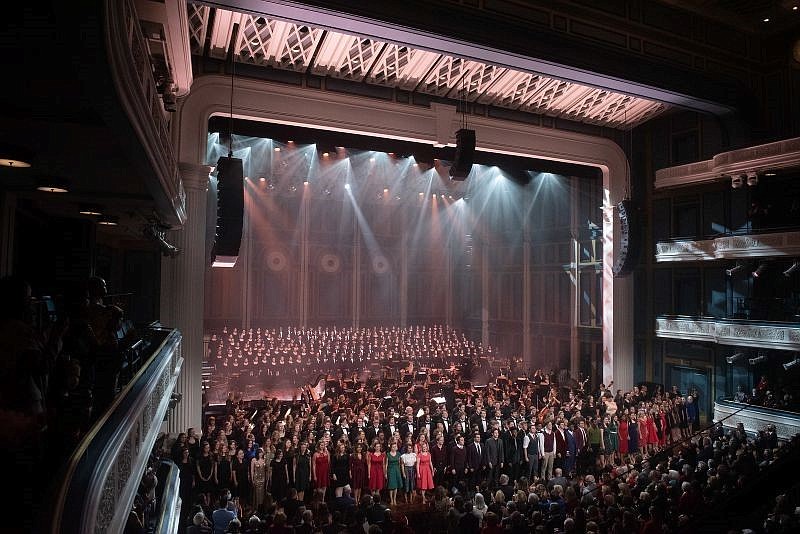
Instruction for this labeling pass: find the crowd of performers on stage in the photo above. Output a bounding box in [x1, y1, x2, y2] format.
[208, 325, 501, 378]
[175, 354, 717, 525]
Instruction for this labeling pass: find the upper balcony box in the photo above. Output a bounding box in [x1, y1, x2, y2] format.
[656, 231, 800, 262]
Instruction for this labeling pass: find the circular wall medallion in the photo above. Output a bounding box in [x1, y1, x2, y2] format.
[267, 251, 287, 272]
[320, 253, 341, 273]
[372, 255, 389, 274]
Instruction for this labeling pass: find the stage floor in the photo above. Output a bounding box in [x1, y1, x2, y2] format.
[204, 369, 311, 404]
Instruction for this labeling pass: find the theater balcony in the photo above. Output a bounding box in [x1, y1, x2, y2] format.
[655, 316, 800, 352]
[714, 398, 800, 441]
[0, 0, 194, 228]
[44, 327, 183, 534]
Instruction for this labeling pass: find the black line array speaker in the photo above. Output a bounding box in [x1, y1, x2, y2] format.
[612, 199, 640, 277]
[211, 156, 244, 267]
[449, 128, 475, 181]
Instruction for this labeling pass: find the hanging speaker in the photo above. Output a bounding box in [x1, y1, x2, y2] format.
[612, 199, 640, 277]
[449, 128, 475, 181]
[211, 156, 244, 267]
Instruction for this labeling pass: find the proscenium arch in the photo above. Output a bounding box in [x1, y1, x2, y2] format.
[175, 74, 634, 390]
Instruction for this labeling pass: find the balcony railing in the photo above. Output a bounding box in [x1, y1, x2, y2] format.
[655, 315, 800, 351]
[656, 230, 800, 262]
[105, 0, 186, 226]
[46, 328, 183, 534]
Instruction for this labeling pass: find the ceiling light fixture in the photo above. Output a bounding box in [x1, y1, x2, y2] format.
[78, 204, 103, 216]
[36, 177, 69, 193]
[763, 17, 770, 22]
[97, 215, 119, 226]
[0, 143, 33, 168]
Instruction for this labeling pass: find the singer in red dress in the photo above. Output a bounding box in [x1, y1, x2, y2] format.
[416, 442, 434, 504]
[368, 442, 386, 492]
[312, 441, 330, 500]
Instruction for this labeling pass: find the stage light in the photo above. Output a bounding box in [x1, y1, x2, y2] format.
[752, 263, 768, 278]
[764, 171, 776, 176]
[274, 147, 281, 152]
[783, 260, 799, 277]
[304, 180, 309, 186]
[784, 358, 800, 371]
[731, 174, 744, 189]
[344, 183, 351, 190]
[383, 188, 389, 193]
[746, 171, 758, 187]
[725, 263, 745, 277]
[250, 37, 260, 46]
[259, 177, 266, 182]
[749, 352, 767, 365]
[726, 352, 745, 364]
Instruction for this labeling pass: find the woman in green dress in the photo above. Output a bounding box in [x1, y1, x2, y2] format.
[385, 441, 403, 506]
[606, 415, 619, 466]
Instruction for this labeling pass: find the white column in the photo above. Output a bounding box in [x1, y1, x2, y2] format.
[161, 162, 209, 434]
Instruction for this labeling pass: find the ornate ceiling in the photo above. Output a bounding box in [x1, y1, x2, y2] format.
[187, 5, 669, 130]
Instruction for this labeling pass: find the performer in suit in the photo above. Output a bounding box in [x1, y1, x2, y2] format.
[365, 417, 383, 444]
[383, 416, 398, 440]
[400, 413, 416, 442]
[430, 433, 449, 488]
[554, 419, 567, 471]
[564, 423, 577, 475]
[466, 432, 486, 490]
[484, 427, 505, 488]
[449, 434, 468, 492]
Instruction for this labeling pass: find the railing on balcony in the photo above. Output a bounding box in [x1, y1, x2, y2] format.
[655, 315, 800, 351]
[714, 398, 800, 441]
[105, 0, 186, 227]
[655, 230, 800, 262]
[45, 328, 183, 534]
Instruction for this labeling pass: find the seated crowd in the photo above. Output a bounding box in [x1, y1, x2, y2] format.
[165, 358, 799, 534]
[732, 376, 799, 413]
[208, 325, 497, 377]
